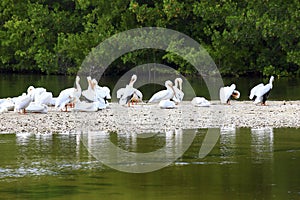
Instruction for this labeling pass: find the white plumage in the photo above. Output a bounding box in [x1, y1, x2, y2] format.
[26, 102, 48, 113]
[14, 94, 32, 113]
[83, 77, 111, 101]
[148, 80, 177, 103]
[55, 76, 81, 111]
[73, 97, 99, 112]
[82, 76, 95, 101]
[35, 91, 53, 105]
[159, 99, 176, 109]
[219, 84, 240, 104]
[191, 97, 210, 107]
[249, 76, 274, 105]
[173, 78, 184, 102]
[0, 98, 15, 111]
[27, 86, 47, 101]
[117, 74, 143, 106]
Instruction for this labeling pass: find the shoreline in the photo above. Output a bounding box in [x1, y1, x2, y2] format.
[0, 100, 299, 134]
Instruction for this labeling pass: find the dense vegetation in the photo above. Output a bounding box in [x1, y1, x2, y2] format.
[1, 0, 299, 76]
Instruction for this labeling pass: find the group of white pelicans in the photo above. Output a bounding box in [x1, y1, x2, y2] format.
[0, 75, 274, 114]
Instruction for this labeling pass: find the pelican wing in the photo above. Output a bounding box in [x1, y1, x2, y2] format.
[119, 85, 136, 105]
[133, 89, 143, 101]
[26, 102, 48, 113]
[95, 86, 108, 99]
[148, 90, 172, 103]
[14, 95, 31, 111]
[159, 100, 176, 109]
[35, 92, 53, 105]
[254, 84, 272, 101]
[249, 83, 264, 100]
[82, 89, 96, 102]
[55, 90, 72, 109]
[74, 101, 98, 112]
[220, 86, 234, 104]
[29, 87, 47, 101]
[101, 86, 111, 99]
[191, 97, 210, 107]
[117, 88, 125, 99]
[0, 99, 15, 111]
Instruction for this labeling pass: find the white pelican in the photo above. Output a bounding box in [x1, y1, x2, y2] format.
[159, 99, 176, 109]
[191, 97, 210, 107]
[219, 84, 240, 104]
[0, 98, 15, 111]
[55, 76, 81, 111]
[26, 102, 48, 113]
[83, 77, 111, 104]
[249, 76, 274, 105]
[173, 78, 184, 102]
[14, 94, 32, 113]
[148, 80, 178, 103]
[117, 75, 143, 106]
[27, 86, 47, 101]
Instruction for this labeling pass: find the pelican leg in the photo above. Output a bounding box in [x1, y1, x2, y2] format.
[227, 100, 231, 105]
[63, 104, 68, 112]
[19, 108, 26, 114]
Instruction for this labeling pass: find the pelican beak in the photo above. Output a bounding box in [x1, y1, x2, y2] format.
[169, 83, 176, 96]
[130, 77, 135, 84]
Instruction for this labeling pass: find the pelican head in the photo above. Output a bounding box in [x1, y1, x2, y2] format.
[174, 78, 183, 91]
[27, 86, 35, 94]
[130, 74, 137, 85]
[91, 79, 98, 90]
[165, 80, 173, 88]
[232, 90, 240, 99]
[269, 76, 274, 83]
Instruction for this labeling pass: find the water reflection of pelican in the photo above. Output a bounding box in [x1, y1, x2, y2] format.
[16, 132, 33, 145]
[220, 124, 236, 134]
[219, 126, 236, 159]
[165, 129, 183, 156]
[81, 129, 195, 173]
[251, 127, 274, 161]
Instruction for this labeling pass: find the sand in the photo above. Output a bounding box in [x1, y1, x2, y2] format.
[0, 101, 299, 134]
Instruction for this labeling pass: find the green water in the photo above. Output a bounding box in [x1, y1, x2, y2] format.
[0, 74, 299, 100]
[0, 128, 300, 199]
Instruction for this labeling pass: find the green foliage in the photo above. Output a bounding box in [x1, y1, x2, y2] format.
[0, 0, 299, 76]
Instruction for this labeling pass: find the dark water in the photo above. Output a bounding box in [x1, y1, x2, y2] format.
[0, 128, 300, 199]
[0, 74, 299, 100]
